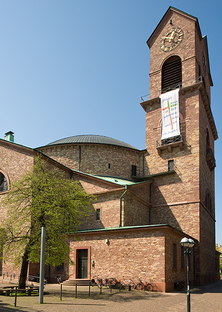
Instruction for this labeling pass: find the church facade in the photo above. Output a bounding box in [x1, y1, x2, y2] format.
[0, 7, 220, 292]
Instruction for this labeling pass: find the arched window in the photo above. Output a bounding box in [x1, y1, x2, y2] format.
[162, 56, 182, 93]
[0, 172, 8, 192]
[205, 190, 212, 213]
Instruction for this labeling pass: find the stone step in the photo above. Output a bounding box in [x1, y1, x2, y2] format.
[62, 279, 91, 286]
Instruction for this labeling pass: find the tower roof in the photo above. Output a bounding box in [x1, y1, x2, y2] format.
[147, 6, 200, 47]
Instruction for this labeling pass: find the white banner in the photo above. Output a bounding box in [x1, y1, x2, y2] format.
[160, 89, 180, 140]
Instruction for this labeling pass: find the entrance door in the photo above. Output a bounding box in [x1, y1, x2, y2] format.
[77, 249, 88, 279]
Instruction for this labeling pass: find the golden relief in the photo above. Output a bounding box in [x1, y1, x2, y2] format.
[160, 27, 184, 52]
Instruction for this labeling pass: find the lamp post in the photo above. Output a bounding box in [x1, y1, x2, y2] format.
[180, 237, 195, 312]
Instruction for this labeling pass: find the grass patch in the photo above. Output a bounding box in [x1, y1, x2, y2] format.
[0, 291, 39, 297]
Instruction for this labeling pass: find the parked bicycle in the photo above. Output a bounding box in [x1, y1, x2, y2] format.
[175, 280, 184, 291]
[102, 276, 111, 288]
[136, 277, 144, 290]
[91, 275, 103, 288]
[121, 279, 136, 290]
[56, 275, 62, 284]
[90, 275, 152, 291]
[135, 278, 153, 291]
[144, 281, 153, 291]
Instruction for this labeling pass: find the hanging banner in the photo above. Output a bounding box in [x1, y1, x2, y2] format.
[159, 89, 180, 140]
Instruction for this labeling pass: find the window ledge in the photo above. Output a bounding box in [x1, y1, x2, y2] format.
[156, 135, 184, 155]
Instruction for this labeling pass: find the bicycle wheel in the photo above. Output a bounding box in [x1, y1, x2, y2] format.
[136, 282, 143, 290]
[146, 283, 153, 291]
[116, 281, 122, 290]
[98, 279, 103, 288]
[130, 281, 136, 290]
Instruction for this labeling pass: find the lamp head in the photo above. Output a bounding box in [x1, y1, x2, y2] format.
[180, 237, 195, 248]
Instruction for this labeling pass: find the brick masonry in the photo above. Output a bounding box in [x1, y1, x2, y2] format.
[0, 7, 220, 291]
[68, 226, 186, 292]
[39, 144, 142, 180]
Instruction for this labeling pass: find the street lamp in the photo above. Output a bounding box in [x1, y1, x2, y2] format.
[180, 237, 195, 312]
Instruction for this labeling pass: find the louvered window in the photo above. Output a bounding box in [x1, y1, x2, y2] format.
[162, 56, 182, 93]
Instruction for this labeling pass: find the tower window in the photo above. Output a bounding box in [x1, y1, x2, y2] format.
[108, 163, 111, 169]
[96, 209, 101, 220]
[162, 56, 182, 93]
[168, 160, 174, 171]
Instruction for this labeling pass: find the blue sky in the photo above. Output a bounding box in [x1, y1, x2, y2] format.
[0, 1, 221, 243]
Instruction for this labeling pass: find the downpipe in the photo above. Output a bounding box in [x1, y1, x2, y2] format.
[119, 186, 128, 227]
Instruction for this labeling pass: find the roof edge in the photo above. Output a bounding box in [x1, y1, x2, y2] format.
[147, 6, 198, 47]
[36, 134, 140, 151]
[68, 224, 197, 240]
[0, 138, 34, 154]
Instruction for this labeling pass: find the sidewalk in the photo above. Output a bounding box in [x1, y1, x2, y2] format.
[0, 280, 221, 311]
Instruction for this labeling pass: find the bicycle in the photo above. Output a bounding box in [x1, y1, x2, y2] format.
[136, 277, 144, 290]
[91, 275, 103, 288]
[56, 275, 62, 284]
[108, 278, 123, 290]
[121, 279, 136, 290]
[135, 278, 153, 291]
[144, 282, 153, 291]
[175, 280, 184, 291]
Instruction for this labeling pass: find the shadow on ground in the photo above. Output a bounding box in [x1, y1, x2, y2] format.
[0, 299, 30, 311]
[190, 280, 222, 295]
[51, 287, 165, 303]
[50, 280, 222, 303]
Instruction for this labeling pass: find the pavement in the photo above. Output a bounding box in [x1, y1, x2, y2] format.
[0, 280, 221, 311]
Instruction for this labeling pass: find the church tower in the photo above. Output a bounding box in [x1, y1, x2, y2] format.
[141, 7, 218, 285]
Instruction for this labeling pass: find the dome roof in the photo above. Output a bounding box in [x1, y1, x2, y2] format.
[46, 134, 138, 150]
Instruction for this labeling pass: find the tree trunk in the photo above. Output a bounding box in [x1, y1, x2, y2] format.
[18, 248, 29, 289]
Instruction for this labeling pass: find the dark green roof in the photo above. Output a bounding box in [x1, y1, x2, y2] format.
[44, 134, 138, 150]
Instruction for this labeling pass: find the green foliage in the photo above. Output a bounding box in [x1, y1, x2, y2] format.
[1, 156, 95, 267]
[216, 244, 222, 272]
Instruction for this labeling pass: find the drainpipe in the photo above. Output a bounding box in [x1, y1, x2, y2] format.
[119, 186, 128, 227]
[79, 146, 81, 171]
[149, 183, 152, 225]
[142, 152, 145, 177]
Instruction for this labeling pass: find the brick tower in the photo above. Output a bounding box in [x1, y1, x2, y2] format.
[141, 7, 218, 285]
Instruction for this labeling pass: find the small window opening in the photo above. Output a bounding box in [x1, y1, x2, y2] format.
[108, 163, 111, 169]
[57, 263, 64, 272]
[131, 165, 137, 176]
[181, 246, 184, 269]
[168, 160, 174, 171]
[96, 209, 100, 221]
[205, 191, 212, 213]
[0, 173, 7, 192]
[173, 243, 177, 269]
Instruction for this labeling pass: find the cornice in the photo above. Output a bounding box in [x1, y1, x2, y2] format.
[140, 81, 218, 141]
[0, 139, 34, 156]
[197, 83, 218, 140]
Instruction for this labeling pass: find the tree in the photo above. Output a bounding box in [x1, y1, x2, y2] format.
[0, 157, 95, 289]
[216, 244, 222, 274]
